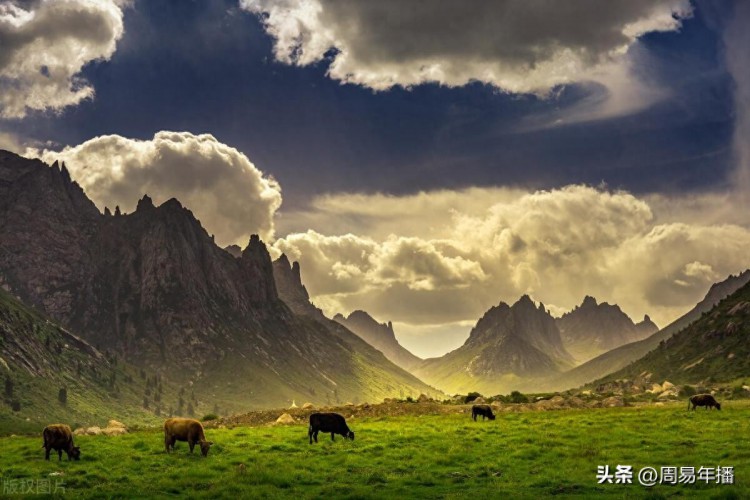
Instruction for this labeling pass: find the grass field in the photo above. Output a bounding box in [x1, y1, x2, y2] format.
[1, 402, 748, 498]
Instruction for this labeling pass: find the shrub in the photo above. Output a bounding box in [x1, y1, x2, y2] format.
[679, 385, 697, 398]
[464, 392, 482, 404]
[510, 391, 529, 404]
[202, 414, 219, 422]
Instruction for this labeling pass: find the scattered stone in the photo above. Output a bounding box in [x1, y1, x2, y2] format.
[302, 402, 314, 409]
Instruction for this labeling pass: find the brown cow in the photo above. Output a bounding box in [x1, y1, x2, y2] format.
[164, 418, 214, 456]
[42, 424, 80, 461]
[688, 394, 721, 410]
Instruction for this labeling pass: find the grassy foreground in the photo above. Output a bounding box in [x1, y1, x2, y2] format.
[1, 403, 748, 499]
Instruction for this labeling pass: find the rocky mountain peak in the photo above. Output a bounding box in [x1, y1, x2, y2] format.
[581, 295, 598, 308]
[334, 310, 422, 371]
[557, 295, 658, 363]
[136, 194, 154, 211]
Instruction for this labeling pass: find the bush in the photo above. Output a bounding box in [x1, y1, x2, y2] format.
[202, 414, 219, 422]
[464, 392, 482, 404]
[510, 391, 529, 404]
[679, 385, 697, 398]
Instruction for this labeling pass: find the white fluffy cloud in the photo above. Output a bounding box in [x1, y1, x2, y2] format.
[274, 185, 750, 340]
[242, 0, 691, 116]
[28, 131, 282, 246]
[0, 0, 124, 118]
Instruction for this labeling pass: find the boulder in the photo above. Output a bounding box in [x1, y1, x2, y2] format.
[275, 413, 295, 425]
[661, 381, 675, 391]
[417, 393, 431, 403]
[647, 383, 663, 394]
[101, 426, 127, 436]
[601, 397, 625, 408]
[472, 397, 485, 404]
[302, 402, 315, 409]
[107, 420, 127, 430]
[344, 402, 355, 407]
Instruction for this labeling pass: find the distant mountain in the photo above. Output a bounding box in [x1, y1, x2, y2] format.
[597, 277, 750, 385]
[0, 288, 160, 433]
[333, 311, 422, 371]
[0, 150, 439, 410]
[556, 296, 658, 363]
[414, 295, 574, 394]
[547, 270, 750, 391]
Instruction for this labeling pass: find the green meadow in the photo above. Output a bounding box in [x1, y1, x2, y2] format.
[1, 403, 748, 499]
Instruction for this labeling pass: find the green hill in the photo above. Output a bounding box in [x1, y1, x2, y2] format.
[0, 289, 164, 434]
[595, 278, 750, 385]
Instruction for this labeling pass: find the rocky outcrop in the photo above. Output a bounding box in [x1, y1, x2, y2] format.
[334, 310, 422, 371]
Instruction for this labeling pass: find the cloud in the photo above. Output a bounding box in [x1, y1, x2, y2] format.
[243, 0, 691, 117]
[0, 0, 125, 118]
[274, 185, 750, 339]
[27, 131, 282, 246]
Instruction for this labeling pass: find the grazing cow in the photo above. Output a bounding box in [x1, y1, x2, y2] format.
[164, 418, 214, 456]
[472, 404, 496, 421]
[688, 394, 721, 411]
[42, 424, 80, 461]
[308, 413, 354, 444]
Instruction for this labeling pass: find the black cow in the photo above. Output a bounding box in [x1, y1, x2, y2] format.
[472, 404, 496, 421]
[42, 424, 80, 461]
[308, 413, 354, 444]
[688, 394, 721, 410]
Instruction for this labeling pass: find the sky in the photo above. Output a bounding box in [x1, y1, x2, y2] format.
[1, 0, 750, 358]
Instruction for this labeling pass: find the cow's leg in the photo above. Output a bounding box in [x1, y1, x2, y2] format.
[309, 427, 313, 445]
[58, 449, 63, 461]
[331, 432, 335, 441]
[45, 447, 50, 461]
[189, 440, 195, 453]
[313, 431, 318, 443]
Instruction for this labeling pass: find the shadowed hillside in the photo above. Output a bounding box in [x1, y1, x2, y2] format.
[0, 150, 438, 412]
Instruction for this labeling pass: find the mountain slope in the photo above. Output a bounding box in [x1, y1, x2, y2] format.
[597, 278, 750, 385]
[547, 271, 750, 391]
[333, 311, 423, 371]
[414, 296, 574, 394]
[0, 150, 438, 411]
[556, 296, 658, 363]
[0, 288, 162, 433]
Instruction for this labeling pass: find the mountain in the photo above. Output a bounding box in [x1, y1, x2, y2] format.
[333, 311, 422, 371]
[0, 288, 162, 433]
[547, 270, 750, 391]
[596, 277, 750, 385]
[556, 296, 658, 363]
[414, 295, 574, 394]
[0, 150, 439, 411]
[272, 254, 321, 318]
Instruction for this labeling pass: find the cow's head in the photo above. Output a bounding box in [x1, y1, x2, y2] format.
[346, 431, 355, 441]
[715, 402, 721, 410]
[199, 440, 214, 457]
[488, 414, 496, 421]
[69, 446, 81, 461]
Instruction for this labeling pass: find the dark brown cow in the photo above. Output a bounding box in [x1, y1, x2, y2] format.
[42, 424, 80, 461]
[472, 404, 496, 421]
[688, 394, 721, 410]
[164, 418, 214, 456]
[308, 413, 354, 444]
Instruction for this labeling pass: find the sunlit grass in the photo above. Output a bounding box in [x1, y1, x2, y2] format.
[1, 402, 748, 498]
